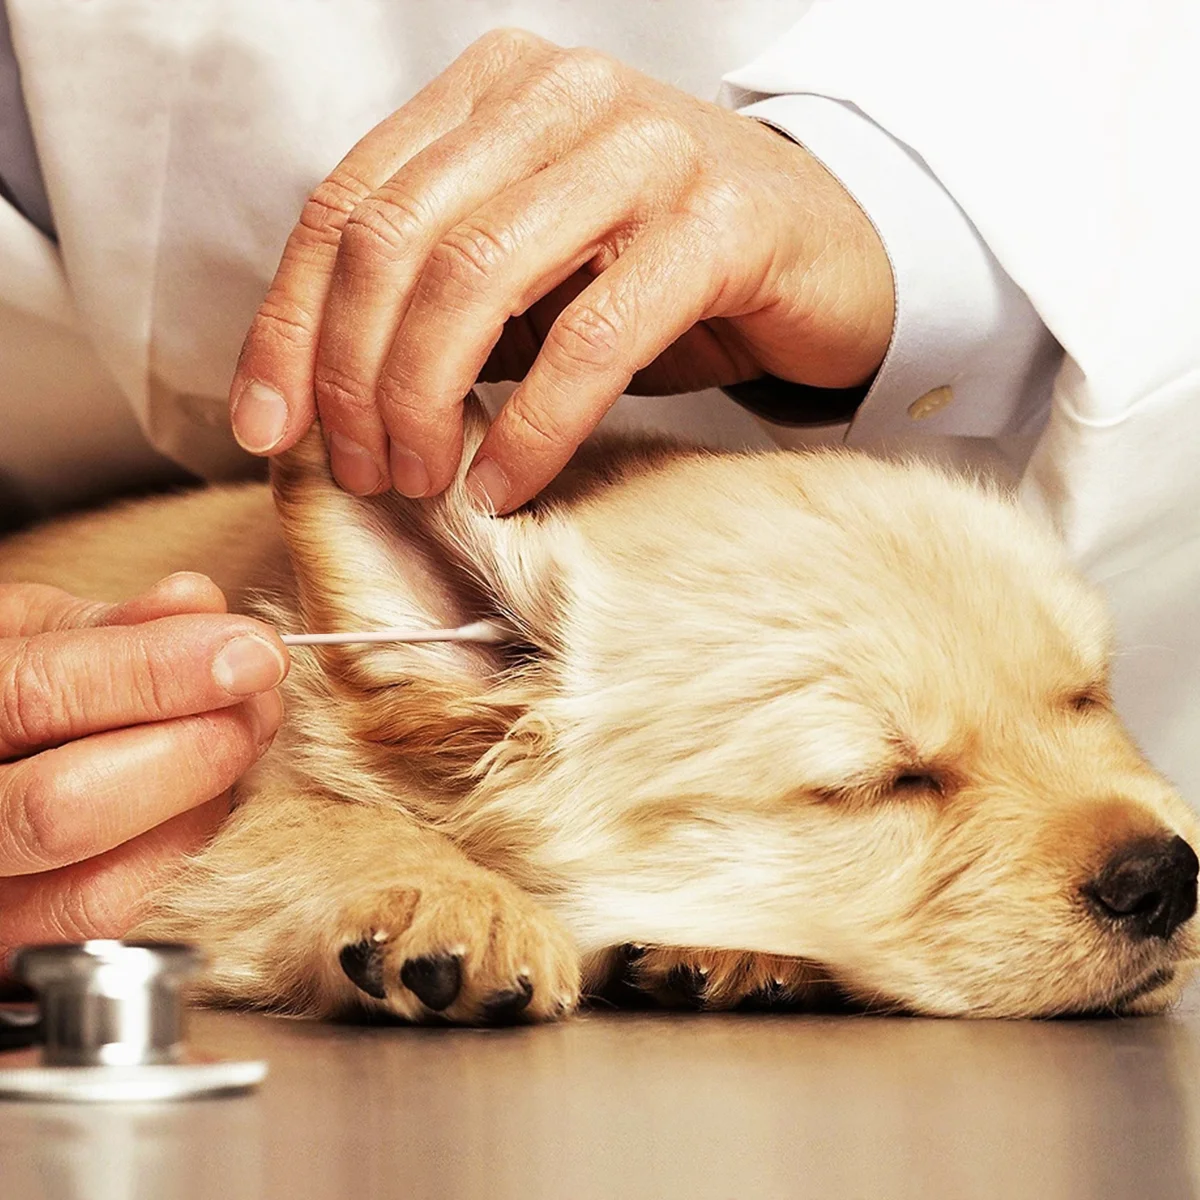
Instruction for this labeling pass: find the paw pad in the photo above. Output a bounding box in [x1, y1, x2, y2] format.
[482, 974, 534, 1024]
[399, 954, 463, 1011]
[738, 978, 792, 1012]
[662, 964, 708, 1009]
[339, 940, 387, 1000]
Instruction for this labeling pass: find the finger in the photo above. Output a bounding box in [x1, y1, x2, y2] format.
[105, 573, 228, 624]
[0, 792, 230, 956]
[0, 574, 227, 640]
[229, 28, 551, 459]
[374, 124, 666, 497]
[0, 690, 280, 875]
[465, 214, 725, 512]
[0, 613, 288, 760]
[0, 584, 114, 638]
[315, 47, 623, 496]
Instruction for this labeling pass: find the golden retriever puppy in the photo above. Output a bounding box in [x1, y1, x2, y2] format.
[2, 403, 1197, 1022]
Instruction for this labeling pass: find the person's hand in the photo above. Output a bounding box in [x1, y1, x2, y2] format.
[231, 29, 894, 513]
[0, 575, 286, 963]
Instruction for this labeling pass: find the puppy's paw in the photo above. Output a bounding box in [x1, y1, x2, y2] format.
[626, 946, 836, 1012]
[336, 873, 580, 1024]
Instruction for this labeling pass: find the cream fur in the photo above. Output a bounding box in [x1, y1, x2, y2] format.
[3, 402, 1196, 1021]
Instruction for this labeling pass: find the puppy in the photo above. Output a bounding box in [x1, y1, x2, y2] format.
[3, 402, 1197, 1021]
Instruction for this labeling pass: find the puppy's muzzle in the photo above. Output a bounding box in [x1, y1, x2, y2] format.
[1086, 835, 1199, 940]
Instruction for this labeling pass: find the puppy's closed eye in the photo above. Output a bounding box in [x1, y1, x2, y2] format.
[890, 772, 943, 796]
[815, 770, 945, 807]
[1068, 686, 1109, 713]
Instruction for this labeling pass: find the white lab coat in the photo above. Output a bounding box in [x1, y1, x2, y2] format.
[2, 1, 1198, 798]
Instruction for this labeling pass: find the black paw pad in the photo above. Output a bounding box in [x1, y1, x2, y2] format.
[340, 940, 387, 1000]
[661, 965, 708, 1009]
[400, 954, 463, 1012]
[483, 975, 534, 1024]
[739, 979, 792, 1012]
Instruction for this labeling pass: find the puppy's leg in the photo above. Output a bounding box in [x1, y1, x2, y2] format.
[136, 781, 580, 1024]
[625, 946, 842, 1012]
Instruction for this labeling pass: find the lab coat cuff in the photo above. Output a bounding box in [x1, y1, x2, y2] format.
[728, 92, 1058, 442]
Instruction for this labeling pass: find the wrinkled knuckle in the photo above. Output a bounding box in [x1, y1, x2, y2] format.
[55, 597, 108, 632]
[374, 369, 429, 428]
[547, 303, 624, 373]
[254, 290, 318, 350]
[479, 26, 535, 52]
[686, 181, 747, 231]
[0, 586, 100, 637]
[4, 759, 78, 871]
[341, 193, 430, 265]
[622, 112, 699, 164]
[53, 873, 122, 942]
[0, 640, 58, 753]
[460, 28, 547, 96]
[475, 26, 550, 67]
[127, 641, 173, 720]
[550, 46, 623, 99]
[313, 363, 376, 419]
[189, 711, 257, 782]
[425, 221, 514, 301]
[299, 173, 375, 245]
[506, 398, 569, 452]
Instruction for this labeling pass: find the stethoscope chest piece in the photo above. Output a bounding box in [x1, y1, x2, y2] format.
[0, 940, 266, 1102]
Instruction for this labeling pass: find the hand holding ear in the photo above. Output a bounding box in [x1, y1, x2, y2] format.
[0, 576, 286, 964]
[231, 29, 893, 513]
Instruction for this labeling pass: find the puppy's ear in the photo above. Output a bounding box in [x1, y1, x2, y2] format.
[269, 397, 569, 783]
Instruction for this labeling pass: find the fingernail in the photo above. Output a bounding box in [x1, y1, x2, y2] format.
[213, 635, 287, 696]
[329, 432, 383, 495]
[390, 442, 430, 498]
[231, 381, 288, 453]
[244, 688, 284, 747]
[465, 457, 509, 514]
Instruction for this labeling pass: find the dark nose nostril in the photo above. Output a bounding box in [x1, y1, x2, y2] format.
[1088, 835, 1199, 941]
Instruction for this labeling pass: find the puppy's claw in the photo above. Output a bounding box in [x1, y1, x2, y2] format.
[339, 940, 387, 1000]
[400, 953, 463, 1011]
[482, 975, 534, 1024]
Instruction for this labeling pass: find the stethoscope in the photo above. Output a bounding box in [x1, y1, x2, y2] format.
[0, 941, 266, 1102]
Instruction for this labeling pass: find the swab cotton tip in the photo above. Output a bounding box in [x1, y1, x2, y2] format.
[279, 619, 516, 647]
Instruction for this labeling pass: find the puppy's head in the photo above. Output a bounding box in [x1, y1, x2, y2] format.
[273, 409, 1199, 1018]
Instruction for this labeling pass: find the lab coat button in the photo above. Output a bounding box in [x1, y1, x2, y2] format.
[907, 386, 954, 420]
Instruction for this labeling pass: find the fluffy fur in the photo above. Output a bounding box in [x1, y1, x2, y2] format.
[3, 402, 1197, 1021]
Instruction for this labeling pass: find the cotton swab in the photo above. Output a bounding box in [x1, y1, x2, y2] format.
[279, 619, 516, 647]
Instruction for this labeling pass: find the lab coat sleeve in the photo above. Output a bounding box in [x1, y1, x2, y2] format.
[724, 91, 1060, 440]
[725, 0, 1200, 795]
[721, 0, 1200, 554]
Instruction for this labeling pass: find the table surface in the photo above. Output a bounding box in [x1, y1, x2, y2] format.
[4, 988, 1200, 1200]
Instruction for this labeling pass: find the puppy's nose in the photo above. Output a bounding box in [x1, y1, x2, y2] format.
[1088, 835, 1199, 940]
